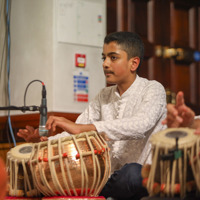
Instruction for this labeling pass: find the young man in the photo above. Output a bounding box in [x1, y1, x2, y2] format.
[162, 91, 200, 135]
[18, 32, 167, 200]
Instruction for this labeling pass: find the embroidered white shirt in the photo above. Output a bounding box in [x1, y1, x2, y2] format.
[76, 75, 167, 173]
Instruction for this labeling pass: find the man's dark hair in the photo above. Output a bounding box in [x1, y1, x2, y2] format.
[104, 31, 144, 68]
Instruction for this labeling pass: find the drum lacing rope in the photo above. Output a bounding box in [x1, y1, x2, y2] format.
[29, 131, 110, 197]
[189, 137, 200, 192]
[147, 128, 199, 198]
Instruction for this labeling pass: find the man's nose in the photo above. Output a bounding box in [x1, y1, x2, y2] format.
[103, 57, 110, 68]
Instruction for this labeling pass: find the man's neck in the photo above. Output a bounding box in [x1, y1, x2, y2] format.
[117, 75, 137, 96]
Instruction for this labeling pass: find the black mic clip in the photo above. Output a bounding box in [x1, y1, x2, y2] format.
[38, 85, 48, 137]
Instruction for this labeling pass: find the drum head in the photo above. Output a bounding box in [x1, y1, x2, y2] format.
[9, 143, 33, 160]
[150, 128, 198, 148]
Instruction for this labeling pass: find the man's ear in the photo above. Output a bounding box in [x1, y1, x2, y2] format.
[129, 57, 140, 72]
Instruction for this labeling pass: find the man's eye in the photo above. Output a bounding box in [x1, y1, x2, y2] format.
[111, 56, 117, 61]
[101, 57, 105, 61]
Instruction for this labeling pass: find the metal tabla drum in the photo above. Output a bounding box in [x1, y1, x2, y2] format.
[6, 143, 40, 197]
[142, 128, 200, 198]
[29, 131, 111, 197]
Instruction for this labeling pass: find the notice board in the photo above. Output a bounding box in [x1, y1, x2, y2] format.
[56, 0, 106, 47]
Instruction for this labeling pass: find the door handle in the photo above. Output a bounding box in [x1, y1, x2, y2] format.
[155, 45, 200, 63]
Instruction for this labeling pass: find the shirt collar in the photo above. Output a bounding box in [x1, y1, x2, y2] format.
[114, 75, 139, 98]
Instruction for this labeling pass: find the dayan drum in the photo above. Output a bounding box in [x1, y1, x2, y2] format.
[29, 131, 111, 197]
[6, 143, 40, 197]
[142, 128, 200, 198]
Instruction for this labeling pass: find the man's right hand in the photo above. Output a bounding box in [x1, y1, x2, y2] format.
[162, 91, 195, 128]
[17, 125, 41, 143]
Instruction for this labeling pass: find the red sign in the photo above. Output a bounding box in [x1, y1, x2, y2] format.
[75, 54, 86, 68]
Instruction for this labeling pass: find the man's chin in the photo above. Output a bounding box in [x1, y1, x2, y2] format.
[106, 80, 116, 86]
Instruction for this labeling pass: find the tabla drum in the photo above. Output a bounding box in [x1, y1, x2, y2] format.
[29, 131, 111, 197]
[142, 128, 200, 198]
[190, 133, 200, 192]
[0, 157, 7, 200]
[6, 143, 41, 197]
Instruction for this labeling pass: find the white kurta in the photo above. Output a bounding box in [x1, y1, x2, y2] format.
[76, 75, 167, 173]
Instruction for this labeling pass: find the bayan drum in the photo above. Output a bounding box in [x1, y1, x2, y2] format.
[6, 143, 40, 197]
[0, 157, 7, 200]
[29, 131, 111, 197]
[142, 128, 200, 198]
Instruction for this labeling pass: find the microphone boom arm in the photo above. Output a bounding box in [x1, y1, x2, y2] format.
[0, 105, 40, 112]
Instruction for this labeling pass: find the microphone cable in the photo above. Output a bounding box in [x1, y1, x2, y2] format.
[6, 0, 15, 147]
[24, 79, 44, 107]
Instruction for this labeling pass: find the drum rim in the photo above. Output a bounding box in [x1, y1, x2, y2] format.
[150, 128, 198, 148]
[8, 143, 33, 160]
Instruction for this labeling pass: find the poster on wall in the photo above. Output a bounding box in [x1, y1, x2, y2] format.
[56, 0, 106, 47]
[73, 69, 89, 102]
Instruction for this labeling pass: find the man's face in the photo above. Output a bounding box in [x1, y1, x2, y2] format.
[102, 41, 133, 85]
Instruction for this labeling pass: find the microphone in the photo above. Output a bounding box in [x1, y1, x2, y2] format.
[39, 84, 48, 136]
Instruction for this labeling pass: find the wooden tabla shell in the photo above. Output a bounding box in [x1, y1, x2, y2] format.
[6, 143, 41, 197]
[29, 131, 111, 197]
[145, 128, 199, 198]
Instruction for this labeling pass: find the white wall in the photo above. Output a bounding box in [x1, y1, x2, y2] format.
[9, 0, 54, 115]
[4, 0, 106, 116]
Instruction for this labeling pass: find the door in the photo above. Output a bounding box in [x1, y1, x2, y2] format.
[107, 0, 200, 114]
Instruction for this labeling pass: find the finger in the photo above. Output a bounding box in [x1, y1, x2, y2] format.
[18, 128, 29, 133]
[167, 104, 178, 116]
[33, 128, 39, 136]
[183, 107, 195, 118]
[175, 115, 183, 123]
[52, 122, 57, 132]
[165, 112, 177, 123]
[17, 132, 29, 142]
[194, 127, 200, 135]
[46, 116, 56, 129]
[40, 136, 48, 141]
[175, 91, 184, 107]
[47, 117, 65, 131]
[17, 129, 29, 137]
[25, 125, 34, 133]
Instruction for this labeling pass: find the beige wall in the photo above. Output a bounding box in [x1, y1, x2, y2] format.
[9, 0, 53, 115]
[0, 0, 106, 116]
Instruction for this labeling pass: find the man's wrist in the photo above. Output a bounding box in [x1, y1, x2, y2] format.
[191, 119, 200, 129]
[77, 124, 97, 134]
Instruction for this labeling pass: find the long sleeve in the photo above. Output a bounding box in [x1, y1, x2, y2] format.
[77, 76, 166, 141]
[93, 81, 166, 140]
[76, 76, 167, 171]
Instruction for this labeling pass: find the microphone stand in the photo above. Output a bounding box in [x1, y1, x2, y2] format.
[0, 105, 40, 112]
[0, 105, 41, 146]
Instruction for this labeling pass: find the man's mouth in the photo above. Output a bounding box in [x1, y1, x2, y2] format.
[104, 70, 114, 76]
